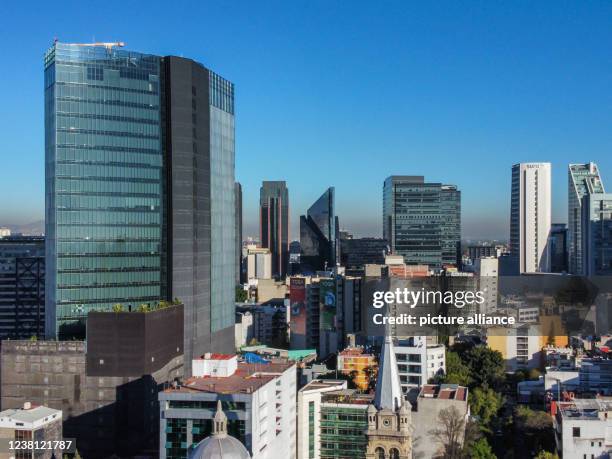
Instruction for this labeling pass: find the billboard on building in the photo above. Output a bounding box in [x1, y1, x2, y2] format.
[319, 278, 336, 330]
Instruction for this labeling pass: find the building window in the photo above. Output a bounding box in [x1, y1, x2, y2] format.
[573, 427, 580, 437]
[375, 447, 385, 459]
[390, 448, 400, 459]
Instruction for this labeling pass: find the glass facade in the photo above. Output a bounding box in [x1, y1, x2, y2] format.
[210, 76, 236, 332]
[383, 176, 461, 268]
[568, 163, 605, 275]
[319, 405, 368, 459]
[300, 187, 338, 272]
[45, 43, 163, 338]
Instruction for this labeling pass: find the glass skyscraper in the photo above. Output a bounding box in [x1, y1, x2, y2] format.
[383, 176, 461, 268]
[568, 163, 605, 275]
[45, 43, 236, 364]
[45, 43, 164, 339]
[300, 187, 338, 272]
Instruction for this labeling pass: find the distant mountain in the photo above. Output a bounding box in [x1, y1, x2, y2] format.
[1, 220, 45, 236]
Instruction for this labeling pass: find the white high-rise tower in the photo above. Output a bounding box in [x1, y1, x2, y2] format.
[510, 163, 552, 273]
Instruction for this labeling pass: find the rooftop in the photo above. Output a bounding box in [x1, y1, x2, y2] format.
[557, 397, 612, 420]
[164, 361, 294, 395]
[419, 384, 468, 402]
[0, 404, 62, 427]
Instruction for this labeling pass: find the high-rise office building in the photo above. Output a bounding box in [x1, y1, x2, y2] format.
[0, 237, 45, 339]
[44, 42, 235, 366]
[235, 182, 243, 284]
[260, 181, 289, 278]
[300, 187, 338, 272]
[510, 163, 551, 273]
[383, 176, 461, 268]
[568, 163, 606, 275]
[550, 223, 568, 273]
[582, 193, 612, 275]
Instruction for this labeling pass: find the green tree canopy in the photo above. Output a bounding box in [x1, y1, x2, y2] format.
[235, 285, 248, 302]
[470, 387, 504, 431]
[439, 351, 472, 387]
[464, 346, 505, 389]
[467, 438, 496, 459]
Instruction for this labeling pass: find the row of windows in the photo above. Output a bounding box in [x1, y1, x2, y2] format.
[58, 270, 160, 287]
[56, 132, 160, 150]
[57, 210, 160, 225]
[57, 241, 159, 254]
[55, 65, 158, 93]
[56, 225, 160, 240]
[56, 194, 160, 210]
[55, 83, 159, 107]
[57, 100, 159, 122]
[57, 115, 160, 136]
[57, 151, 161, 168]
[58, 255, 160, 271]
[57, 284, 160, 303]
[56, 178, 160, 195]
[56, 163, 161, 180]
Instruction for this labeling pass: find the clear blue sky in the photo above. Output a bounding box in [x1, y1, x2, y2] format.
[2, 1, 612, 240]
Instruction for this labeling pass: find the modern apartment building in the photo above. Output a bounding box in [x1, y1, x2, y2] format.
[44, 42, 236, 365]
[474, 256, 499, 314]
[0, 237, 45, 339]
[550, 223, 568, 273]
[339, 237, 389, 276]
[582, 193, 612, 276]
[394, 336, 445, 391]
[510, 163, 552, 273]
[260, 181, 289, 278]
[159, 354, 297, 459]
[383, 176, 461, 268]
[300, 187, 338, 272]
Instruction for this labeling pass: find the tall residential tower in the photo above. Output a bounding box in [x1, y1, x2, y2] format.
[510, 163, 551, 273]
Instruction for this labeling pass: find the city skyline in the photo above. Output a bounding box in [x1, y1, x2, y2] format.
[3, 1, 612, 240]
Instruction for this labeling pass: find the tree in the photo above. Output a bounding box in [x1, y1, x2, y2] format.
[514, 406, 555, 455]
[439, 351, 472, 387]
[534, 451, 559, 459]
[469, 387, 504, 432]
[429, 406, 466, 459]
[464, 346, 505, 389]
[235, 285, 248, 302]
[112, 303, 124, 313]
[467, 438, 496, 459]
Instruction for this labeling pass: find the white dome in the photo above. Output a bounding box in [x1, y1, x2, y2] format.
[188, 435, 250, 459]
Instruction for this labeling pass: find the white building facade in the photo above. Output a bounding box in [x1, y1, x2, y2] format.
[510, 162, 552, 273]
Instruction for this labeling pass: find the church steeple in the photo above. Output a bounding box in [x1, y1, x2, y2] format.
[212, 400, 228, 437]
[374, 335, 404, 411]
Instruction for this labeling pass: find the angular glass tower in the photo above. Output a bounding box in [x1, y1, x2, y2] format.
[299, 187, 338, 272]
[45, 43, 236, 365]
[568, 163, 605, 275]
[383, 176, 461, 268]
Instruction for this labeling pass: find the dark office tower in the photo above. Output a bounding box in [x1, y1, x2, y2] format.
[550, 223, 568, 273]
[45, 43, 236, 364]
[163, 57, 236, 368]
[0, 237, 45, 339]
[300, 187, 338, 272]
[383, 176, 461, 268]
[260, 181, 289, 278]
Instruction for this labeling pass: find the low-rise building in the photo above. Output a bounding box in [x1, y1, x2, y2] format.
[0, 403, 62, 459]
[395, 337, 445, 391]
[159, 354, 296, 459]
[337, 347, 376, 390]
[411, 384, 470, 459]
[553, 398, 612, 458]
[580, 359, 612, 396]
